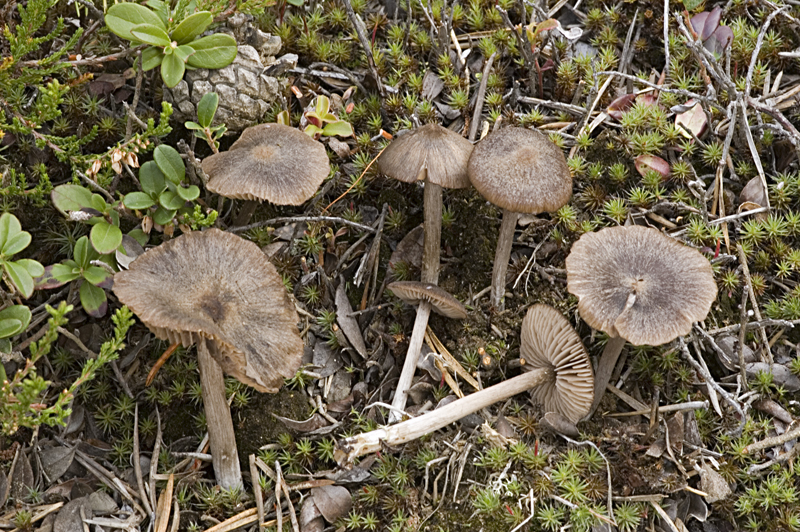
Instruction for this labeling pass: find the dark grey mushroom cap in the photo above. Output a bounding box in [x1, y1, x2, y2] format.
[565, 225, 718, 346]
[202, 123, 330, 205]
[520, 304, 594, 423]
[378, 123, 473, 189]
[388, 281, 468, 319]
[113, 229, 304, 393]
[467, 126, 572, 213]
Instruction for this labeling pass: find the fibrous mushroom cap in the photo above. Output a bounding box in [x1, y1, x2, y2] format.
[113, 228, 303, 393]
[520, 304, 594, 423]
[565, 225, 718, 346]
[202, 123, 330, 205]
[388, 281, 468, 319]
[467, 126, 572, 213]
[378, 123, 473, 189]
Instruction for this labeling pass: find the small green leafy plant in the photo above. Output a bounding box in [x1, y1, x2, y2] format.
[36, 236, 114, 318]
[0, 213, 45, 299]
[123, 144, 208, 230]
[51, 185, 122, 254]
[185, 92, 226, 151]
[303, 95, 354, 139]
[105, 0, 238, 88]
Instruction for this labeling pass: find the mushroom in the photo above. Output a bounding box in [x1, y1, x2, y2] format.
[565, 225, 717, 418]
[468, 126, 572, 310]
[113, 229, 303, 488]
[202, 123, 330, 226]
[378, 124, 473, 421]
[386, 281, 467, 420]
[336, 304, 592, 463]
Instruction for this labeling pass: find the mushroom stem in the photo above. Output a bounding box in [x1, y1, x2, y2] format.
[490, 209, 520, 310]
[584, 335, 627, 419]
[197, 338, 243, 489]
[389, 301, 432, 423]
[232, 200, 259, 227]
[338, 367, 553, 463]
[421, 181, 443, 284]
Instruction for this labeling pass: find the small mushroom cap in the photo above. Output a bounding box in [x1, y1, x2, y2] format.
[468, 126, 572, 214]
[202, 123, 330, 205]
[520, 304, 594, 423]
[566, 225, 717, 346]
[378, 123, 473, 189]
[113, 229, 303, 393]
[388, 281, 468, 319]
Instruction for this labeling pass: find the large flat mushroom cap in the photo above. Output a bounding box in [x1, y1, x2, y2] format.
[520, 304, 594, 423]
[378, 123, 473, 189]
[468, 126, 571, 213]
[388, 281, 468, 319]
[113, 229, 303, 393]
[565, 225, 717, 346]
[202, 123, 330, 205]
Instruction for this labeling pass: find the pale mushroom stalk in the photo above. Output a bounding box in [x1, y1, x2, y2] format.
[197, 338, 243, 489]
[338, 367, 554, 463]
[389, 301, 431, 423]
[490, 210, 520, 310]
[389, 181, 441, 423]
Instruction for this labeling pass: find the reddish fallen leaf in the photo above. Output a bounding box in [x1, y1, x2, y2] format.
[634, 154, 670, 179]
[310, 485, 352, 523]
[607, 93, 636, 121]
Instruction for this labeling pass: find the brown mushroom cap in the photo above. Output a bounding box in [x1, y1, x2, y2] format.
[378, 123, 473, 189]
[520, 304, 594, 423]
[468, 126, 572, 213]
[566, 225, 717, 346]
[202, 123, 330, 205]
[113, 229, 303, 393]
[388, 281, 468, 319]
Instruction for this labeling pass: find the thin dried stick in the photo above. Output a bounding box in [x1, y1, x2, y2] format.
[737, 243, 773, 364]
[341, 0, 384, 96]
[744, 422, 800, 454]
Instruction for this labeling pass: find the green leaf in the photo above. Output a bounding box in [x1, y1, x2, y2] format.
[161, 52, 186, 88]
[0, 319, 23, 339]
[124, 192, 156, 210]
[142, 46, 165, 71]
[154, 145, 185, 184]
[0, 213, 21, 251]
[105, 3, 166, 41]
[83, 266, 112, 286]
[90, 194, 108, 213]
[17, 259, 44, 278]
[80, 282, 108, 318]
[130, 23, 172, 47]
[186, 33, 238, 69]
[321, 120, 354, 137]
[177, 185, 200, 201]
[184, 121, 204, 130]
[152, 206, 177, 226]
[172, 11, 213, 45]
[4, 262, 34, 298]
[52, 185, 93, 215]
[314, 95, 330, 117]
[0, 339, 11, 355]
[139, 160, 166, 194]
[174, 44, 195, 64]
[90, 222, 123, 255]
[287, 0, 304, 6]
[128, 229, 150, 247]
[0, 305, 31, 337]
[44, 263, 81, 286]
[74, 237, 90, 268]
[146, 0, 169, 26]
[159, 190, 186, 210]
[197, 92, 218, 128]
[2, 229, 30, 257]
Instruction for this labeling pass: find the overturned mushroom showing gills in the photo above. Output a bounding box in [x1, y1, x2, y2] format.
[387, 281, 467, 421]
[566, 225, 717, 418]
[336, 304, 592, 463]
[202, 123, 330, 225]
[113, 229, 304, 488]
[468, 126, 572, 310]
